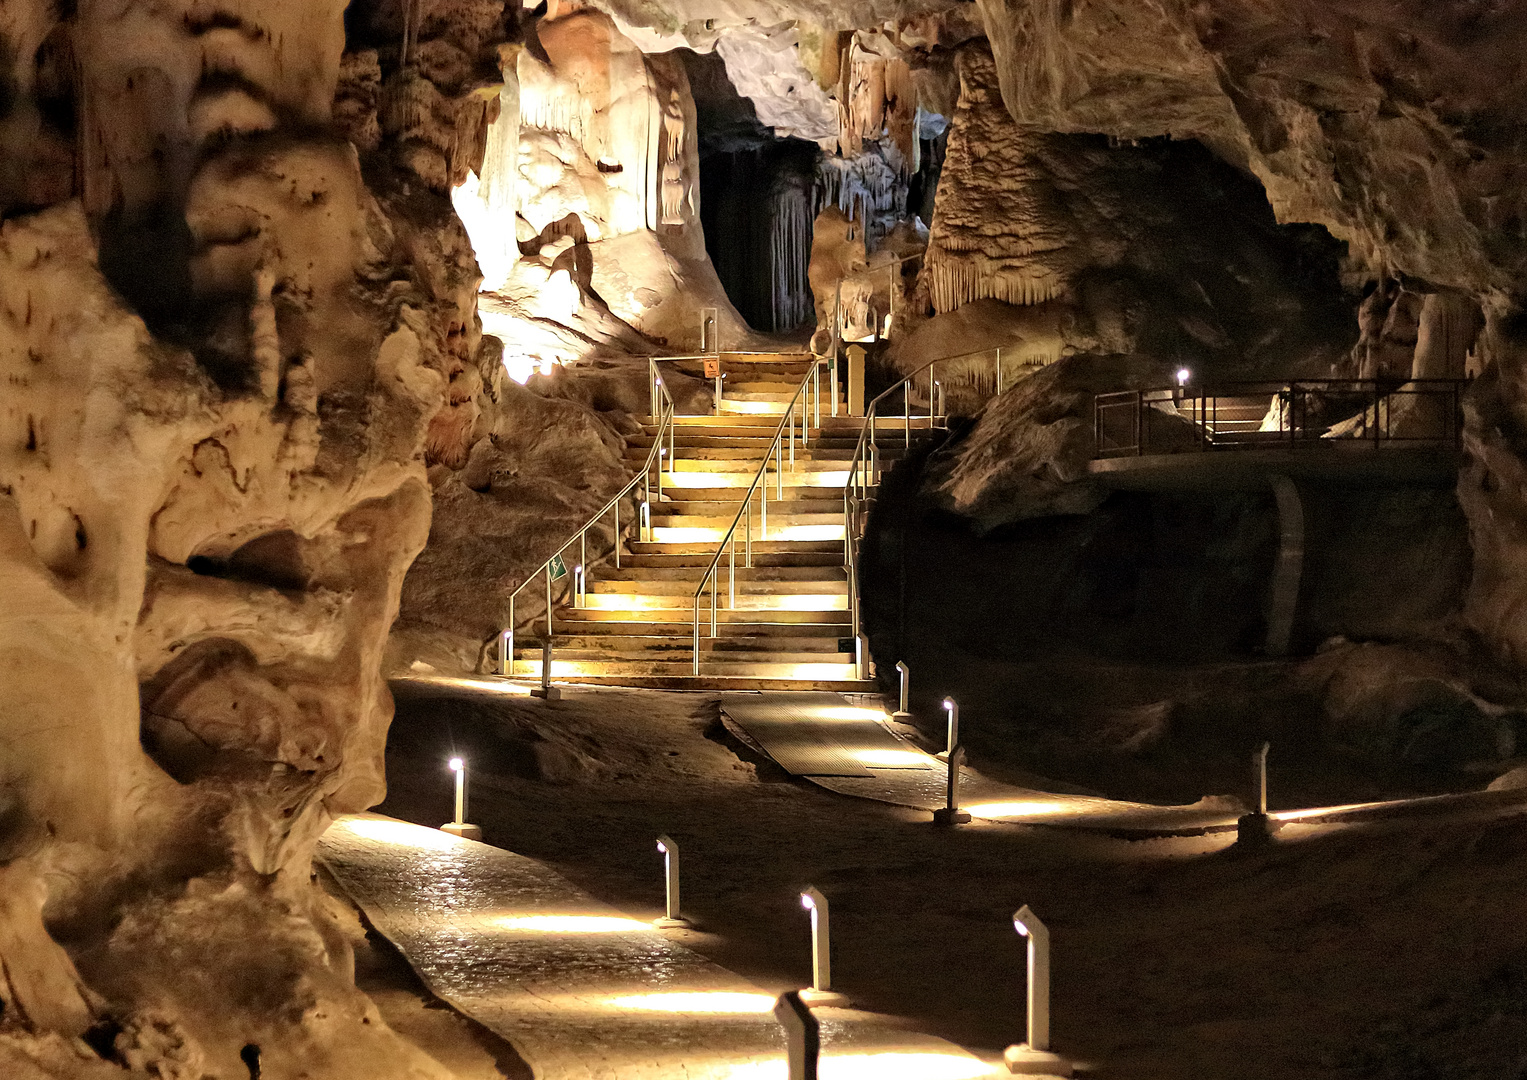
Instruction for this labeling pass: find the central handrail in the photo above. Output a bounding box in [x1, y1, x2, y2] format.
[499, 358, 677, 676]
[841, 343, 1025, 648]
[689, 358, 825, 675]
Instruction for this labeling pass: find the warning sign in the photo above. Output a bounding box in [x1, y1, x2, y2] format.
[548, 553, 568, 581]
[703, 358, 720, 379]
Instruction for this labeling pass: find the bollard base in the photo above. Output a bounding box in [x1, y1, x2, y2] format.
[797, 988, 850, 1009]
[530, 686, 562, 700]
[1003, 1044, 1072, 1076]
[440, 822, 483, 841]
[891, 710, 914, 723]
[932, 808, 971, 826]
[1235, 812, 1280, 848]
[653, 916, 693, 929]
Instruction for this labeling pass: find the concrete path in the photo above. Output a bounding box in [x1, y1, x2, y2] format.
[720, 693, 1244, 836]
[720, 692, 1527, 836]
[319, 813, 1005, 1080]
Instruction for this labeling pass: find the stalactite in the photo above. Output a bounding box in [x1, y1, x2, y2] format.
[924, 251, 1062, 313]
[768, 178, 814, 330]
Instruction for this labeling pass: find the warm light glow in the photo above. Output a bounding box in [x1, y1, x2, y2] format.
[501, 353, 536, 384]
[943, 698, 954, 711]
[853, 749, 929, 767]
[1270, 801, 1389, 822]
[521, 661, 859, 680]
[660, 470, 851, 489]
[540, 268, 580, 322]
[605, 992, 775, 1014]
[491, 915, 651, 934]
[726, 1052, 997, 1078]
[800, 893, 815, 910]
[579, 594, 846, 612]
[656, 840, 668, 854]
[448, 757, 463, 772]
[1176, 367, 1191, 386]
[963, 801, 1071, 819]
[339, 817, 461, 850]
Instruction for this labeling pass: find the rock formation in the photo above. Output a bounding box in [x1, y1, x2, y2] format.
[0, 0, 505, 1075]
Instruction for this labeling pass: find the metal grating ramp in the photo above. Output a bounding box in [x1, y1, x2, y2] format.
[721, 692, 932, 777]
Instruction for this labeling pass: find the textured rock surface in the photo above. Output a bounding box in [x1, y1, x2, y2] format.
[0, 0, 506, 1075]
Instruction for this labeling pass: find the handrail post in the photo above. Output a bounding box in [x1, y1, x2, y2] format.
[903, 383, 910, 448]
[693, 596, 701, 676]
[545, 562, 553, 638]
[502, 597, 515, 676]
[996, 347, 1003, 395]
[711, 568, 718, 637]
[745, 500, 752, 567]
[614, 501, 621, 567]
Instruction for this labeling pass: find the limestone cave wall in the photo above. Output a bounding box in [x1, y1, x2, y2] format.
[0, 0, 508, 1076]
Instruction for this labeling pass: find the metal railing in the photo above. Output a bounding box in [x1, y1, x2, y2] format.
[839, 344, 1031, 649]
[689, 359, 827, 674]
[1094, 378, 1470, 458]
[500, 358, 677, 675]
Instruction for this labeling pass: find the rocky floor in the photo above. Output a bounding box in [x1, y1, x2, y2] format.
[376, 680, 1527, 1080]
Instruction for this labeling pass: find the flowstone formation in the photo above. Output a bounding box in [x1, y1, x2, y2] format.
[0, 0, 506, 1076]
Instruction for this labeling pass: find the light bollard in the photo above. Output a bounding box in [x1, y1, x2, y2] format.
[440, 757, 482, 840]
[933, 744, 971, 826]
[798, 886, 848, 1006]
[531, 638, 561, 700]
[773, 991, 820, 1080]
[1236, 740, 1278, 847]
[497, 628, 513, 677]
[653, 835, 692, 928]
[893, 661, 912, 721]
[940, 697, 959, 758]
[1003, 905, 1071, 1076]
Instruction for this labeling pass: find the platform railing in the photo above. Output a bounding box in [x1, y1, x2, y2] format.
[499, 359, 676, 676]
[690, 359, 825, 675]
[1094, 378, 1470, 459]
[838, 343, 1039, 650]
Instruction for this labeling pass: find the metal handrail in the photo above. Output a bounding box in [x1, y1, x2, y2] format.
[841, 343, 1024, 647]
[499, 358, 678, 675]
[1094, 377, 1470, 458]
[689, 358, 825, 675]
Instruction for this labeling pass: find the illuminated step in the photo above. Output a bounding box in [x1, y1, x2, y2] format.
[510, 660, 861, 679]
[627, 540, 843, 555]
[590, 577, 846, 594]
[653, 489, 846, 506]
[527, 635, 851, 653]
[565, 608, 850, 624]
[516, 649, 854, 665]
[649, 525, 846, 543]
[653, 502, 845, 518]
[578, 594, 849, 611]
[662, 457, 857, 472]
[619, 554, 843, 570]
[598, 566, 846, 582]
[658, 470, 852, 488]
[552, 620, 848, 637]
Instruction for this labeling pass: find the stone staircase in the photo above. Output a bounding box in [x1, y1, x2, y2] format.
[510, 353, 895, 691]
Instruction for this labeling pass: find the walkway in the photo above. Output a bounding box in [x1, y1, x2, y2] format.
[319, 813, 1004, 1080]
[719, 692, 1527, 837]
